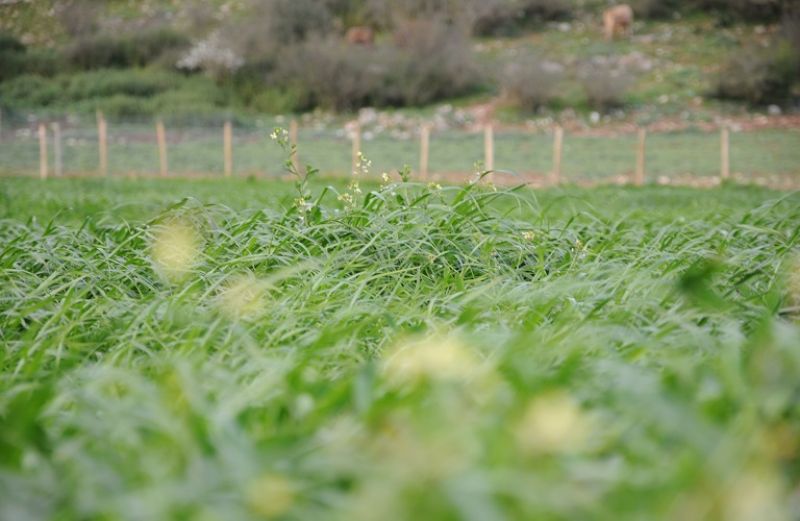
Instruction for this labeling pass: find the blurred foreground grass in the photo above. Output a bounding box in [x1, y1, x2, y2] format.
[1, 175, 799, 520]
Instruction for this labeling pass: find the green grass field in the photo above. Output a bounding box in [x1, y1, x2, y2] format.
[1, 172, 800, 520]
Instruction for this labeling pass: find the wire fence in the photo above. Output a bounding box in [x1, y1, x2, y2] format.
[1, 117, 798, 188]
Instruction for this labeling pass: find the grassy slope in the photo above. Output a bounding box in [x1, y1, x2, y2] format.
[1, 177, 799, 519]
[485, 17, 766, 120]
[0, 4, 784, 119]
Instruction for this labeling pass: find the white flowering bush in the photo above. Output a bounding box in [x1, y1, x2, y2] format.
[177, 31, 244, 79]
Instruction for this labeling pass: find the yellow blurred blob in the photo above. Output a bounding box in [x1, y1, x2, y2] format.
[787, 254, 800, 309]
[515, 391, 591, 455]
[216, 273, 266, 319]
[381, 335, 482, 387]
[150, 220, 200, 282]
[723, 470, 788, 521]
[245, 473, 295, 519]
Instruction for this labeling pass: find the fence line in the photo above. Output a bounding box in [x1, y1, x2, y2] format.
[97, 111, 108, 177]
[3, 118, 799, 188]
[551, 126, 564, 185]
[38, 123, 47, 179]
[224, 121, 233, 177]
[52, 122, 63, 177]
[484, 124, 494, 177]
[635, 128, 647, 186]
[419, 124, 431, 180]
[721, 126, 730, 180]
[156, 120, 168, 177]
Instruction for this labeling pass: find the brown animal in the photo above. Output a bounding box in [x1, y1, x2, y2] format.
[603, 4, 634, 40]
[345, 26, 375, 46]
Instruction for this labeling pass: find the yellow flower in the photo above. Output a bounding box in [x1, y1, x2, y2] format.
[787, 254, 800, 308]
[515, 391, 590, 455]
[381, 335, 481, 387]
[150, 220, 200, 282]
[216, 273, 266, 320]
[723, 470, 788, 521]
[245, 473, 295, 519]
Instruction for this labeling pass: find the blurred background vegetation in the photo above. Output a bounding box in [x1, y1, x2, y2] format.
[0, 0, 798, 121]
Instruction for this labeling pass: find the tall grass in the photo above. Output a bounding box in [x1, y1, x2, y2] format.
[0, 144, 799, 519]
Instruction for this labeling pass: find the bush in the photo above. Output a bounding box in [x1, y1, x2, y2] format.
[368, 0, 570, 36]
[630, 0, 785, 22]
[0, 75, 64, 107]
[274, 20, 479, 111]
[82, 95, 152, 119]
[387, 19, 480, 105]
[0, 32, 24, 54]
[692, 0, 784, 23]
[64, 69, 182, 101]
[54, 0, 103, 38]
[249, 88, 306, 114]
[632, 0, 684, 19]
[0, 33, 28, 83]
[577, 58, 637, 110]
[366, 0, 470, 30]
[502, 54, 565, 110]
[0, 33, 61, 82]
[516, 0, 572, 24]
[714, 41, 797, 105]
[0, 69, 225, 116]
[274, 40, 387, 111]
[225, 0, 337, 59]
[67, 29, 189, 70]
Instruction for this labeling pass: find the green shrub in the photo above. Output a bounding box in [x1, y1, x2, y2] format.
[248, 87, 305, 114]
[692, 0, 784, 23]
[0, 69, 226, 117]
[0, 32, 24, 54]
[714, 41, 798, 105]
[632, 0, 784, 22]
[67, 28, 189, 70]
[83, 95, 153, 119]
[632, 0, 684, 19]
[368, 0, 570, 36]
[0, 46, 28, 83]
[502, 54, 565, 110]
[275, 20, 479, 111]
[0, 75, 64, 106]
[577, 59, 637, 110]
[63, 69, 182, 100]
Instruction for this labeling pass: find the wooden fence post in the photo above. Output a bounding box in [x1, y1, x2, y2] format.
[351, 121, 361, 175]
[419, 124, 430, 180]
[720, 126, 730, 181]
[635, 127, 647, 186]
[484, 124, 494, 176]
[289, 119, 300, 173]
[97, 111, 108, 176]
[551, 126, 563, 185]
[38, 123, 48, 179]
[52, 122, 63, 177]
[156, 119, 168, 177]
[224, 120, 233, 177]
